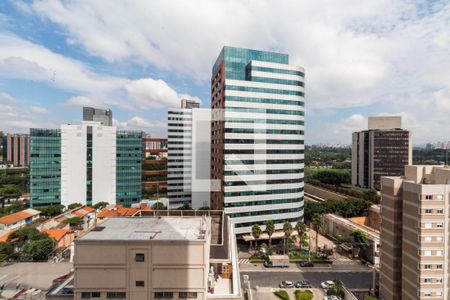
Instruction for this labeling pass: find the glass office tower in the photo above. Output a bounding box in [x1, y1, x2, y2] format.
[211, 46, 305, 234]
[30, 128, 61, 207]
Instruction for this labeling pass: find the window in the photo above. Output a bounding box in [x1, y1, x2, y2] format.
[136, 281, 145, 287]
[424, 278, 432, 283]
[436, 291, 442, 296]
[155, 292, 174, 299]
[425, 209, 432, 214]
[424, 236, 432, 242]
[91, 292, 101, 298]
[425, 195, 433, 200]
[437, 208, 444, 214]
[424, 250, 432, 256]
[437, 250, 443, 256]
[81, 292, 91, 299]
[107, 292, 117, 299]
[437, 223, 443, 228]
[424, 292, 431, 297]
[436, 264, 443, 269]
[135, 253, 145, 262]
[436, 278, 443, 283]
[424, 264, 432, 269]
[179, 292, 197, 299]
[436, 195, 444, 200]
[424, 223, 432, 229]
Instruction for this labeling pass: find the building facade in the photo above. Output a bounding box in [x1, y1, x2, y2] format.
[30, 124, 142, 207]
[380, 165, 450, 300]
[72, 214, 241, 300]
[3, 133, 30, 166]
[142, 137, 167, 199]
[352, 116, 412, 190]
[167, 100, 211, 209]
[83, 107, 113, 126]
[210, 46, 305, 233]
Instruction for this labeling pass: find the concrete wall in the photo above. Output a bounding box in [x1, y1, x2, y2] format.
[368, 116, 401, 130]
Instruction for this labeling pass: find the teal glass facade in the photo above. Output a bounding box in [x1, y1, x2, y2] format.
[30, 128, 61, 207]
[116, 130, 143, 207]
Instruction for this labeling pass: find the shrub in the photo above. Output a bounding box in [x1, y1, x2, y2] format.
[274, 290, 290, 300]
[295, 290, 313, 300]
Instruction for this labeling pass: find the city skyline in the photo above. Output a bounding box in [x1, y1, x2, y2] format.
[0, 1, 449, 144]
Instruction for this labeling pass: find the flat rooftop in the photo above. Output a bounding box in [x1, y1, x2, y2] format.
[79, 217, 210, 241]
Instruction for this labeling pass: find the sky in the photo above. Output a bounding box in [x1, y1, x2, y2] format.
[0, 0, 449, 145]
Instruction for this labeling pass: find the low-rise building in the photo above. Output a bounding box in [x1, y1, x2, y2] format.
[0, 208, 40, 231]
[42, 228, 75, 249]
[73, 212, 240, 300]
[39, 206, 96, 232]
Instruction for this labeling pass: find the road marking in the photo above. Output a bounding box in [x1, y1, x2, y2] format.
[239, 258, 251, 264]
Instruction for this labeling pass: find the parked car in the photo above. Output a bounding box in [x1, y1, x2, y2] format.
[323, 296, 341, 300]
[295, 280, 312, 288]
[279, 281, 294, 288]
[320, 280, 335, 289]
[299, 261, 314, 267]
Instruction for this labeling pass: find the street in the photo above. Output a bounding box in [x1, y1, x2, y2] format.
[241, 270, 374, 290]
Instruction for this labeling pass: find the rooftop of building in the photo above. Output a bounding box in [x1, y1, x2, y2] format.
[79, 216, 211, 242]
[403, 165, 450, 185]
[0, 208, 40, 225]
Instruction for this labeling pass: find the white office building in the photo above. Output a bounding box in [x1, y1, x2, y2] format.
[167, 100, 211, 209]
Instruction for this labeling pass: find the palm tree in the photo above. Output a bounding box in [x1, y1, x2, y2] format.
[251, 224, 262, 252]
[311, 214, 323, 253]
[282, 221, 293, 255]
[295, 220, 308, 251]
[265, 220, 275, 249]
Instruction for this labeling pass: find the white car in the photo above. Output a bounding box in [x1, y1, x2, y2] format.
[323, 296, 341, 300]
[320, 280, 335, 289]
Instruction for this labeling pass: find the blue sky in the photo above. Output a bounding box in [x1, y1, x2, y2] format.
[0, 0, 449, 144]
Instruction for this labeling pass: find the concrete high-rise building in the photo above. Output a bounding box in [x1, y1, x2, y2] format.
[352, 116, 412, 190]
[83, 107, 113, 126]
[210, 46, 305, 234]
[380, 165, 450, 300]
[3, 133, 30, 166]
[181, 99, 201, 109]
[167, 100, 211, 209]
[70, 213, 241, 300]
[30, 122, 142, 207]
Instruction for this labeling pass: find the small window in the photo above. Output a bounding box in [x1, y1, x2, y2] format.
[437, 223, 443, 228]
[436, 278, 443, 283]
[424, 236, 432, 242]
[436, 264, 443, 269]
[91, 292, 101, 298]
[424, 278, 432, 283]
[136, 281, 145, 287]
[116, 292, 126, 299]
[424, 264, 432, 269]
[436, 291, 443, 296]
[135, 253, 145, 262]
[187, 293, 197, 299]
[81, 292, 91, 299]
[424, 223, 432, 229]
[155, 292, 173, 299]
[425, 209, 432, 214]
[437, 208, 444, 214]
[424, 292, 431, 297]
[436, 236, 443, 242]
[437, 250, 443, 256]
[436, 195, 444, 200]
[107, 292, 117, 299]
[424, 250, 432, 256]
[425, 195, 433, 200]
[179, 292, 188, 299]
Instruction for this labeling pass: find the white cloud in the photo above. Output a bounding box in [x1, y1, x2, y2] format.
[114, 116, 167, 136]
[63, 96, 99, 108]
[30, 106, 48, 114]
[125, 78, 179, 110]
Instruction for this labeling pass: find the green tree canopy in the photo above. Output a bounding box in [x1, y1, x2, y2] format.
[37, 204, 65, 217]
[20, 238, 54, 261]
[67, 203, 83, 210]
[63, 216, 83, 225]
[152, 202, 167, 210]
[304, 198, 371, 221]
[92, 201, 109, 210]
[0, 242, 14, 262]
[352, 229, 370, 248]
[265, 220, 275, 248]
[177, 203, 192, 210]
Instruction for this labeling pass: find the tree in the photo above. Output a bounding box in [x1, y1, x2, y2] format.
[311, 214, 323, 253]
[251, 224, 262, 251]
[8, 227, 48, 246]
[37, 204, 64, 217]
[265, 220, 275, 249]
[352, 229, 370, 248]
[327, 280, 344, 298]
[67, 203, 83, 210]
[92, 201, 109, 210]
[63, 216, 83, 227]
[177, 203, 192, 210]
[283, 221, 293, 254]
[198, 206, 210, 210]
[152, 202, 167, 210]
[20, 238, 54, 261]
[0, 242, 14, 262]
[0, 185, 22, 199]
[295, 221, 308, 251]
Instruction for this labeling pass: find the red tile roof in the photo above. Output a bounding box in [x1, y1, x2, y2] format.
[0, 211, 33, 225]
[42, 228, 72, 241]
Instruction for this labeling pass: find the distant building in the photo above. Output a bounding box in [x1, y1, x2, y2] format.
[3, 133, 30, 166]
[210, 46, 305, 234]
[167, 99, 211, 209]
[352, 116, 412, 190]
[142, 137, 167, 198]
[0, 208, 40, 231]
[30, 121, 142, 207]
[181, 99, 201, 109]
[380, 165, 450, 300]
[83, 107, 113, 126]
[72, 213, 241, 300]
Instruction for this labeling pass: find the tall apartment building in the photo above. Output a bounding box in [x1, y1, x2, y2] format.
[167, 100, 211, 209]
[352, 116, 412, 190]
[71, 213, 241, 300]
[30, 123, 142, 207]
[3, 133, 30, 166]
[210, 46, 305, 233]
[380, 165, 450, 300]
[83, 106, 113, 126]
